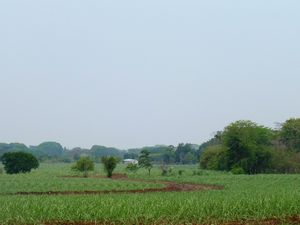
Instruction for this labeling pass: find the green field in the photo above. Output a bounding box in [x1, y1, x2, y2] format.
[0, 163, 300, 225]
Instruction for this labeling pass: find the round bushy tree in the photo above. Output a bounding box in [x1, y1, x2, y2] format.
[280, 118, 300, 152]
[138, 150, 153, 176]
[72, 157, 94, 177]
[101, 156, 118, 178]
[1, 152, 39, 174]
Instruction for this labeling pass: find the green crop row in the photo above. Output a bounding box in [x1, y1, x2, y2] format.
[0, 163, 299, 225]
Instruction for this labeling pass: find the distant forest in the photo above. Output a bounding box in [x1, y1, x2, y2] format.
[0, 142, 202, 164]
[1, 117, 300, 174]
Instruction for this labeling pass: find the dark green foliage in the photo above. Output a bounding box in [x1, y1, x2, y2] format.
[35, 142, 64, 157]
[200, 120, 275, 174]
[138, 150, 153, 176]
[197, 131, 222, 158]
[72, 157, 94, 177]
[160, 163, 169, 176]
[270, 149, 300, 173]
[1, 152, 39, 174]
[91, 146, 123, 160]
[200, 118, 300, 174]
[178, 170, 185, 176]
[200, 145, 228, 170]
[222, 120, 274, 174]
[175, 143, 197, 164]
[230, 166, 245, 174]
[101, 156, 118, 178]
[125, 163, 139, 173]
[123, 152, 138, 160]
[0, 143, 30, 157]
[279, 118, 300, 152]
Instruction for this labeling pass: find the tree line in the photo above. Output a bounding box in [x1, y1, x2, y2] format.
[200, 118, 300, 174]
[1, 117, 299, 175]
[0, 142, 201, 164]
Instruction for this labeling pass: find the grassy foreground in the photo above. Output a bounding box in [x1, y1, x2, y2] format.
[0, 163, 300, 224]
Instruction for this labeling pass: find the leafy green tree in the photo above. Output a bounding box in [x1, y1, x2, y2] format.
[270, 149, 300, 173]
[280, 118, 300, 152]
[222, 120, 274, 174]
[138, 150, 153, 176]
[125, 163, 139, 173]
[162, 146, 176, 164]
[101, 156, 119, 178]
[1, 152, 39, 174]
[0, 143, 30, 157]
[35, 142, 64, 157]
[72, 157, 94, 177]
[200, 145, 227, 170]
[175, 143, 197, 164]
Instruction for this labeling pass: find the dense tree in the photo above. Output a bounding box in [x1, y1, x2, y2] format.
[101, 156, 119, 178]
[125, 163, 139, 173]
[33, 142, 64, 157]
[0, 143, 30, 157]
[138, 150, 153, 176]
[222, 120, 274, 174]
[91, 145, 123, 161]
[270, 149, 300, 173]
[72, 157, 94, 177]
[123, 152, 138, 159]
[162, 146, 176, 164]
[200, 145, 227, 170]
[1, 152, 39, 174]
[279, 118, 300, 152]
[175, 143, 197, 164]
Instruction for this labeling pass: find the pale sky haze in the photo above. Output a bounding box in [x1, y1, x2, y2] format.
[0, 1, 299, 149]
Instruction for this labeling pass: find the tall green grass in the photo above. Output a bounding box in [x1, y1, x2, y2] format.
[0, 163, 300, 224]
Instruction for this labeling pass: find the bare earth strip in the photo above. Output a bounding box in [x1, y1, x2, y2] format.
[42, 216, 300, 225]
[5, 175, 223, 195]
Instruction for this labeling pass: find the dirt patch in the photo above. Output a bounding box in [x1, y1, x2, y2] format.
[42, 216, 300, 225]
[11, 180, 222, 196]
[212, 215, 300, 225]
[2, 174, 222, 196]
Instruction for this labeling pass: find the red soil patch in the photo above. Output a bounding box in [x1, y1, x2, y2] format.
[42, 215, 300, 225]
[0, 173, 222, 196]
[12, 180, 222, 196]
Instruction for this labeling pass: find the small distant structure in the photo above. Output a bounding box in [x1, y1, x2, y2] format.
[123, 159, 138, 165]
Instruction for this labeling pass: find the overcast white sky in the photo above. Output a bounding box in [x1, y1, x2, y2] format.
[0, 1, 299, 149]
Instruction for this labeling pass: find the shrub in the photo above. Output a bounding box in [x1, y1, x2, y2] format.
[200, 145, 228, 171]
[72, 157, 94, 177]
[178, 170, 185, 176]
[138, 150, 153, 176]
[1, 152, 39, 174]
[126, 163, 139, 173]
[101, 156, 119, 178]
[231, 166, 245, 175]
[160, 164, 169, 176]
[192, 170, 205, 176]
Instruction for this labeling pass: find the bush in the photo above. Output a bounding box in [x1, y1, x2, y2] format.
[72, 157, 94, 177]
[0, 168, 3, 174]
[192, 170, 205, 176]
[126, 163, 139, 173]
[160, 164, 169, 176]
[231, 166, 245, 175]
[1, 152, 39, 174]
[101, 156, 119, 178]
[200, 145, 228, 171]
[178, 170, 185, 176]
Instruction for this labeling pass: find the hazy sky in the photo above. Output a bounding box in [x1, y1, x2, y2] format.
[0, 1, 299, 149]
